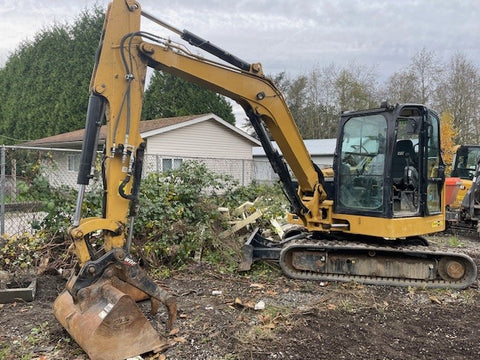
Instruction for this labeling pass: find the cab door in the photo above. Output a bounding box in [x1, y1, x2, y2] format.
[424, 111, 444, 215]
[335, 113, 388, 215]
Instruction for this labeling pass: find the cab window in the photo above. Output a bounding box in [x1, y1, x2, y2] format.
[338, 114, 386, 212]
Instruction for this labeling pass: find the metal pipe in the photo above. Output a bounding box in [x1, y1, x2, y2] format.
[2, 145, 83, 152]
[141, 10, 183, 36]
[126, 216, 135, 253]
[73, 184, 86, 227]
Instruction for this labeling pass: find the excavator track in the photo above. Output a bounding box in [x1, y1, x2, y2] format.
[279, 237, 477, 289]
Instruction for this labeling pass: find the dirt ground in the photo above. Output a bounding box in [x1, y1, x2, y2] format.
[1, 233, 480, 360]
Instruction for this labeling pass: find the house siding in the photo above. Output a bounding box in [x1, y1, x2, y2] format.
[47, 152, 79, 188]
[145, 120, 253, 159]
[27, 115, 260, 188]
[253, 155, 334, 183]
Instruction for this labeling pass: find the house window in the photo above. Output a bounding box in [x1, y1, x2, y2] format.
[67, 154, 80, 172]
[162, 158, 183, 171]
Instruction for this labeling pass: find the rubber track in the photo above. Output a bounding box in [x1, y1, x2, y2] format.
[279, 238, 477, 289]
[446, 223, 480, 238]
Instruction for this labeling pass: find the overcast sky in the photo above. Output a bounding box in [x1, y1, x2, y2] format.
[1, 0, 479, 124]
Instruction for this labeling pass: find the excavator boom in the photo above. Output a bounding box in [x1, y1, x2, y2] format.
[54, 1, 323, 358]
[53, 2, 178, 359]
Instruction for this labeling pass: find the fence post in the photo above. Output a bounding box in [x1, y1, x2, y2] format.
[11, 158, 16, 202]
[1, 145, 5, 235]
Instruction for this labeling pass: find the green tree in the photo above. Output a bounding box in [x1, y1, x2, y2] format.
[142, 71, 235, 125]
[0, 7, 105, 143]
[382, 48, 442, 106]
[269, 64, 379, 140]
[334, 65, 378, 113]
[435, 53, 480, 144]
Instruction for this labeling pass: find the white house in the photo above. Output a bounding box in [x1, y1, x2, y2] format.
[252, 138, 337, 182]
[24, 113, 261, 186]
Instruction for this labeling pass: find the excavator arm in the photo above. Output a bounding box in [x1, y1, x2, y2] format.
[137, 37, 329, 220]
[139, 9, 324, 201]
[54, 1, 328, 359]
[74, 0, 331, 261]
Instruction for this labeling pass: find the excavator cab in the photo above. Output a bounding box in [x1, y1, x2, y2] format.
[451, 145, 480, 180]
[446, 145, 480, 230]
[449, 145, 480, 209]
[334, 103, 444, 219]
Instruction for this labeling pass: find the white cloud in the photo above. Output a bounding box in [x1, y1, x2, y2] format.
[1, 0, 479, 122]
[2, 0, 479, 73]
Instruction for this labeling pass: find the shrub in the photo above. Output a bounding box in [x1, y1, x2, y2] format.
[34, 181, 103, 236]
[11, 160, 288, 274]
[133, 161, 237, 268]
[0, 233, 43, 272]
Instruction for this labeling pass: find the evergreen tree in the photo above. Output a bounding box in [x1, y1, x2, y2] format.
[142, 71, 235, 125]
[0, 7, 105, 143]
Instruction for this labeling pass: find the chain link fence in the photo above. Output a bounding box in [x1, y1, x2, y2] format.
[0, 145, 81, 236]
[0, 145, 275, 236]
[141, 153, 276, 185]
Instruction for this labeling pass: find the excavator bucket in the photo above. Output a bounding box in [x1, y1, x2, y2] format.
[53, 279, 170, 360]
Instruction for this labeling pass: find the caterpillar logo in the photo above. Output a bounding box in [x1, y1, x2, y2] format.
[432, 220, 443, 228]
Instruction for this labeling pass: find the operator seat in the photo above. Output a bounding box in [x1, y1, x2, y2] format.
[392, 139, 417, 186]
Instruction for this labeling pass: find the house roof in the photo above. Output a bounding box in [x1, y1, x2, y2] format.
[23, 113, 260, 148]
[252, 138, 337, 157]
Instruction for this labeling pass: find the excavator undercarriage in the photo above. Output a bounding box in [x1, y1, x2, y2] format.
[241, 230, 477, 289]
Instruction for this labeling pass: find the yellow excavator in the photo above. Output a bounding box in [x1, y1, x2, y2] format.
[53, 1, 478, 359]
[446, 145, 480, 233]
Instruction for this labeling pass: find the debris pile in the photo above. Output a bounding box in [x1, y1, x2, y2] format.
[219, 198, 287, 240]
